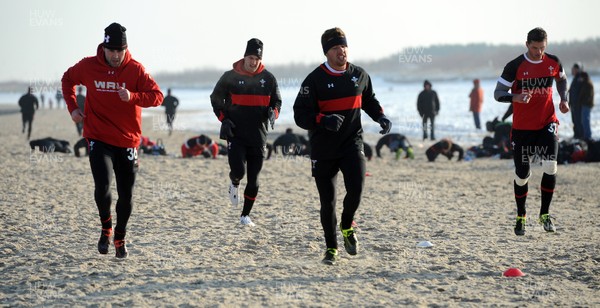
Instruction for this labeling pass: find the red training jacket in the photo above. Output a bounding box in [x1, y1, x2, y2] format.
[62, 44, 163, 148]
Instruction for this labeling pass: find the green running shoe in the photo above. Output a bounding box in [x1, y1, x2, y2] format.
[539, 214, 556, 232]
[340, 223, 359, 255]
[322, 248, 339, 265]
[514, 216, 526, 236]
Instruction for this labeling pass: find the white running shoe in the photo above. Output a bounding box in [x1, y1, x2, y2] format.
[240, 215, 255, 227]
[228, 182, 239, 206]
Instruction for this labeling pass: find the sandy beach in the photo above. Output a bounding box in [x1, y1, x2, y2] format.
[1, 107, 599, 307]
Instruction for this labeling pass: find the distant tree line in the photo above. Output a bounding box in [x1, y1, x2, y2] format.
[1, 39, 598, 92]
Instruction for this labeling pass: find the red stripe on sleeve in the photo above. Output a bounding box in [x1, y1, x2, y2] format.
[316, 113, 324, 124]
[318, 95, 362, 112]
[231, 94, 270, 107]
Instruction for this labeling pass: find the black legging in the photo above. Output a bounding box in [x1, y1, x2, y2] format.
[422, 114, 435, 140]
[314, 151, 366, 249]
[22, 113, 34, 139]
[227, 141, 264, 216]
[88, 139, 138, 240]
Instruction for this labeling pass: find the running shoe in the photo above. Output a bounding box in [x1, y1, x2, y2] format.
[340, 223, 359, 255]
[98, 228, 112, 254]
[539, 214, 556, 232]
[514, 216, 526, 236]
[114, 239, 128, 259]
[228, 182, 239, 206]
[322, 248, 339, 265]
[240, 215, 255, 227]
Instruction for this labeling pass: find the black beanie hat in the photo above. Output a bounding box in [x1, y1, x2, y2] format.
[244, 38, 263, 59]
[424, 80, 432, 87]
[103, 22, 127, 50]
[321, 27, 347, 54]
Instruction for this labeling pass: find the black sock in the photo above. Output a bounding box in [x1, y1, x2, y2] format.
[114, 230, 126, 241]
[540, 173, 556, 215]
[100, 215, 112, 230]
[514, 180, 528, 217]
[241, 186, 258, 217]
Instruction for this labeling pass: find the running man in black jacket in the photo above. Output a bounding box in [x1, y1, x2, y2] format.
[211, 38, 282, 227]
[294, 27, 392, 265]
[18, 87, 39, 140]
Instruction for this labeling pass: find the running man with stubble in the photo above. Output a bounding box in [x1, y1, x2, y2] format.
[494, 27, 569, 236]
[62, 23, 163, 258]
[294, 27, 392, 265]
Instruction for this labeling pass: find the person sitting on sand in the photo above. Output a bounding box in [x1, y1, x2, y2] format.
[426, 138, 464, 162]
[375, 133, 414, 160]
[73, 138, 89, 157]
[29, 137, 71, 153]
[268, 128, 310, 158]
[181, 135, 219, 159]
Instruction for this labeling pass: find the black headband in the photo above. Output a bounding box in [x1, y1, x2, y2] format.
[322, 36, 347, 54]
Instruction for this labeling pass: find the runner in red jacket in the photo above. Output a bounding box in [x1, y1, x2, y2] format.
[62, 22, 163, 258]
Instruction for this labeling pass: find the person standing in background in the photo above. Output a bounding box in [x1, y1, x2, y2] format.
[18, 86, 39, 140]
[75, 86, 85, 136]
[417, 80, 440, 140]
[210, 38, 282, 227]
[569, 63, 583, 139]
[469, 79, 484, 129]
[61, 22, 163, 258]
[55, 89, 64, 109]
[578, 72, 594, 141]
[161, 88, 179, 136]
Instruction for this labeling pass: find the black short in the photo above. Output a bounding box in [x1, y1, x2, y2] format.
[511, 122, 559, 165]
[88, 139, 139, 176]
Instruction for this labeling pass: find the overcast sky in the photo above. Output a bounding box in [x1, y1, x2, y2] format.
[2, 0, 599, 82]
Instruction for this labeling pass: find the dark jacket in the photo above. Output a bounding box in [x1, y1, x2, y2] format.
[569, 73, 583, 106]
[417, 89, 440, 117]
[293, 63, 386, 160]
[578, 74, 594, 107]
[19, 94, 39, 114]
[210, 59, 282, 147]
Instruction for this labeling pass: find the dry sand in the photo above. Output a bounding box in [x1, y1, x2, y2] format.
[1, 107, 599, 307]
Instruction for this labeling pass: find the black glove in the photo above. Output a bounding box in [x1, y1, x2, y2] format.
[268, 107, 276, 130]
[321, 114, 345, 132]
[219, 119, 235, 140]
[378, 116, 392, 134]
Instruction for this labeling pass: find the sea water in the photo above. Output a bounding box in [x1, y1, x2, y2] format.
[2, 77, 599, 146]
